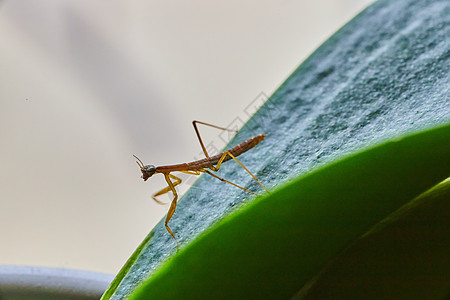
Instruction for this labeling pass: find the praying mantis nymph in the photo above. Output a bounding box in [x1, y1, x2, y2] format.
[134, 121, 266, 247]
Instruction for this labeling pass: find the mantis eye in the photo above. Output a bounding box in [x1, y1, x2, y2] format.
[141, 165, 156, 181]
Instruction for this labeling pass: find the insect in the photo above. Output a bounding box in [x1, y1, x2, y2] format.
[134, 120, 266, 247]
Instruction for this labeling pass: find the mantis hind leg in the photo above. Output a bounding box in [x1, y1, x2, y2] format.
[192, 120, 237, 158]
[205, 170, 255, 194]
[210, 151, 266, 192]
[191, 121, 265, 191]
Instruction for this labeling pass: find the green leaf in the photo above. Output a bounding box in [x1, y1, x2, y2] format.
[100, 233, 153, 300]
[128, 124, 450, 299]
[103, 0, 450, 298]
[294, 179, 450, 300]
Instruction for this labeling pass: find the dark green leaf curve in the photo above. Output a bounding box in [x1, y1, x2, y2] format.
[294, 179, 450, 300]
[130, 125, 450, 299]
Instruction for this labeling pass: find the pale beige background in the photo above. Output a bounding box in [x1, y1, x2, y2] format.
[0, 0, 373, 275]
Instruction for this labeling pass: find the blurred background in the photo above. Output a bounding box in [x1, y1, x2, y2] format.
[0, 0, 373, 275]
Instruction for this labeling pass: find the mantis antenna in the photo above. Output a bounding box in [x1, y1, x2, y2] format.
[133, 154, 145, 169]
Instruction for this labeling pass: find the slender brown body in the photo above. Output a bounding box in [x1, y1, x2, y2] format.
[156, 134, 266, 173]
[134, 121, 266, 249]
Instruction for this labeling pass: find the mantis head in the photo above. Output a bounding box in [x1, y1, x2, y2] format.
[133, 155, 156, 181]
